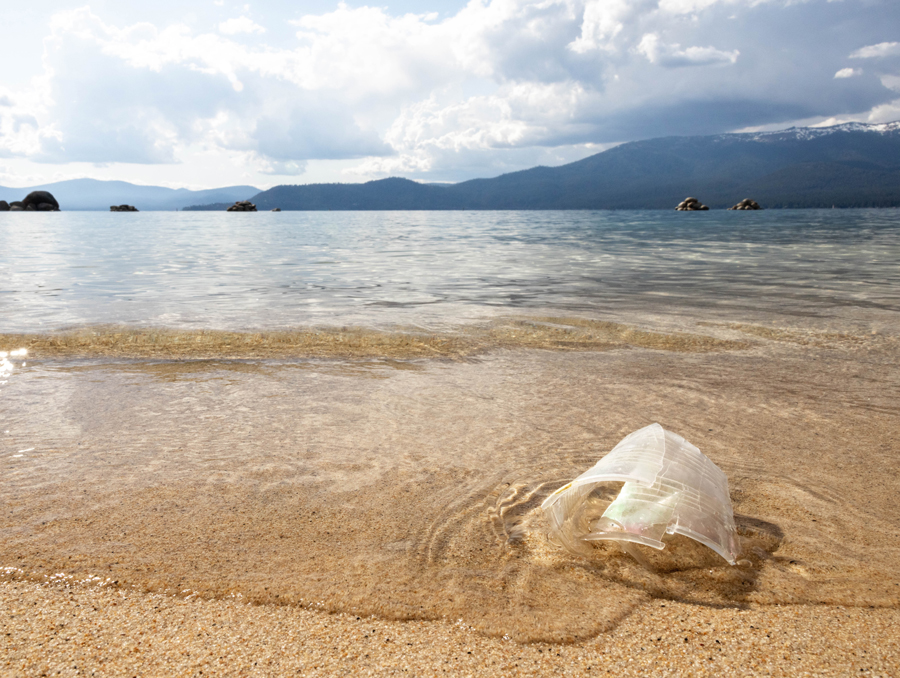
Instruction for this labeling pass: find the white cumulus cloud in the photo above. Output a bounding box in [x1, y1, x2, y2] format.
[218, 17, 266, 36]
[569, 0, 654, 54]
[850, 41, 900, 59]
[834, 67, 861, 78]
[636, 33, 739, 67]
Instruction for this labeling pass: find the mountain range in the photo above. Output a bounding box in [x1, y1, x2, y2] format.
[0, 180, 259, 211]
[188, 121, 900, 211]
[4, 121, 899, 211]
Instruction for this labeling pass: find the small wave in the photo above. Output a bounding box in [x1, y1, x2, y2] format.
[0, 318, 747, 360]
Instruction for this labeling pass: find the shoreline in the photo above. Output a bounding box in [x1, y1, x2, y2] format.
[2, 322, 898, 673]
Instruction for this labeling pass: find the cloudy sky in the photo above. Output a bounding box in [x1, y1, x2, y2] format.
[0, 0, 898, 189]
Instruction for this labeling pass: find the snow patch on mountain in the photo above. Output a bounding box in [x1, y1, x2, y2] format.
[715, 121, 900, 144]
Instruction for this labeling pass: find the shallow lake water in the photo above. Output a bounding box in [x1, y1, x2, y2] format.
[1, 210, 898, 642]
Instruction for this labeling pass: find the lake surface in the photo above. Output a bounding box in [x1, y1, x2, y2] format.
[1, 209, 899, 642]
[2, 209, 899, 333]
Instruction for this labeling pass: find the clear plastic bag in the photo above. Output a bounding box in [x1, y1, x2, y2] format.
[541, 423, 740, 565]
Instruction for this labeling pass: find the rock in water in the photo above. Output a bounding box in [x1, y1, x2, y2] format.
[675, 196, 709, 211]
[22, 191, 60, 211]
[227, 200, 258, 212]
[8, 201, 24, 211]
[0, 200, 8, 211]
[728, 198, 762, 210]
[110, 205, 139, 212]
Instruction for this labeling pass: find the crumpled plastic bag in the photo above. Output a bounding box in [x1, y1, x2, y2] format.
[541, 423, 739, 565]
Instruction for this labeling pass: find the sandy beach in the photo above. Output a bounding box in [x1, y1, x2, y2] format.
[3, 579, 899, 677]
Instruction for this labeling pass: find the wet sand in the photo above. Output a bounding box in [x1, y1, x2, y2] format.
[1, 318, 899, 673]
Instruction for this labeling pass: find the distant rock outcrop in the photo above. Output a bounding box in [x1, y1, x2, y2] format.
[22, 190, 60, 211]
[271, 208, 281, 212]
[110, 204, 139, 212]
[676, 197, 709, 211]
[2, 191, 60, 211]
[227, 200, 257, 212]
[728, 198, 762, 210]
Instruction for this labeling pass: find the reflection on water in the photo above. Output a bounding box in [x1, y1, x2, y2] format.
[1, 209, 899, 333]
[0, 349, 26, 392]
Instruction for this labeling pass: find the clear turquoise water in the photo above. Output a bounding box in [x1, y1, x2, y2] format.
[2, 209, 899, 333]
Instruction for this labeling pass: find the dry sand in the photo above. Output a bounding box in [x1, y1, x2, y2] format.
[3, 579, 898, 677]
[1, 318, 898, 675]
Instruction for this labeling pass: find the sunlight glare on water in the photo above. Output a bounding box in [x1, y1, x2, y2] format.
[0, 209, 898, 333]
[0, 348, 27, 381]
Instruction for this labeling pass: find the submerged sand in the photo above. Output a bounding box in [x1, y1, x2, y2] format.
[1, 317, 898, 673]
[0, 317, 746, 360]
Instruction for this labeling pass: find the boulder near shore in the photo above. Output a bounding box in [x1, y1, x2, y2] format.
[675, 197, 709, 211]
[110, 204, 139, 212]
[728, 198, 762, 210]
[227, 200, 257, 212]
[2, 190, 60, 211]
